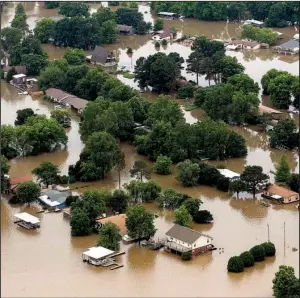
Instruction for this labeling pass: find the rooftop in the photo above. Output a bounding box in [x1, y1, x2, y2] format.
[259, 104, 282, 114]
[45, 88, 71, 100]
[166, 224, 213, 245]
[244, 19, 264, 25]
[13, 74, 26, 78]
[61, 96, 89, 110]
[267, 184, 298, 198]
[117, 24, 133, 32]
[218, 169, 240, 179]
[158, 28, 176, 38]
[276, 39, 299, 50]
[232, 40, 260, 47]
[97, 214, 127, 235]
[40, 189, 71, 204]
[83, 246, 115, 259]
[158, 12, 177, 16]
[90, 46, 111, 64]
[10, 175, 32, 186]
[14, 212, 40, 224]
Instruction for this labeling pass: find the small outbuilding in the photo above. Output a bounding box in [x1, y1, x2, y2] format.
[82, 246, 115, 266]
[165, 224, 213, 255]
[12, 73, 27, 85]
[152, 28, 176, 41]
[39, 189, 71, 210]
[263, 184, 299, 204]
[87, 46, 117, 67]
[14, 212, 40, 229]
[117, 24, 133, 35]
[158, 12, 180, 19]
[218, 169, 240, 180]
[243, 19, 264, 28]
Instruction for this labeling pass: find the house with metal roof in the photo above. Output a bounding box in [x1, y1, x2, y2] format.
[158, 12, 180, 19]
[117, 24, 133, 35]
[165, 224, 213, 255]
[38, 189, 71, 209]
[218, 169, 240, 180]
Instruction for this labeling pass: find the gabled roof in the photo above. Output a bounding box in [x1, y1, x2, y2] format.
[159, 28, 176, 38]
[10, 176, 32, 186]
[40, 189, 71, 204]
[91, 46, 111, 64]
[14, 212, 40, 224]
[276, 39, 299, 50]
[267, 184, 298, 198]
[61, 96, 88, 110]
[166, 224, 213, 245]
[117, 24, 132, 32]
[45, 88, 71, 101]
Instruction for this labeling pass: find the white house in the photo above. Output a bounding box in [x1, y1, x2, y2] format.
[293, 34, 299, 40]
[82, 246, 115, 266]
[165, 224, 213, 255]
[218, 169, 240, 180]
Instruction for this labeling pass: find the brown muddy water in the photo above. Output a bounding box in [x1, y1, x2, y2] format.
[1, 3, 299, 297]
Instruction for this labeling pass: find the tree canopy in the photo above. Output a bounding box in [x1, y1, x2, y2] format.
[34, 18, 56, 43]
[17, 181, 40, 205]
[174, 205, 193, 227]
[32, 162, 60, 187]
[58, 2, 89, 17]
[176, 159, 200, 187]
[275, 155, 291, 183]
[64, 48, 85, 65]
[241, 25, 279, 45]
[98, 222, 122, 251]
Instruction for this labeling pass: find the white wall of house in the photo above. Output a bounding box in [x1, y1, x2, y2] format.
[166, 235, 212, 249]
[166, 236, 191, 249]
[283, 194, 299, 204]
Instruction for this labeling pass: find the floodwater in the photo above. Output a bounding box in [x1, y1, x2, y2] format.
[1, 3, 299, 297]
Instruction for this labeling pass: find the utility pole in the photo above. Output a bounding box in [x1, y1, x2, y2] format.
[267, 224, 270, 242]
[284, 222, 286, 257]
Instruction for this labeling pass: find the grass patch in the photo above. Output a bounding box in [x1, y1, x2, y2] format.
[184, 105, 198, 111]
[122, 72, 135, 79]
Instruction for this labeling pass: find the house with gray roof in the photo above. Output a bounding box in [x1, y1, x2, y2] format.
[165, 224, 213, 255]
[86, 46, 117, 67]
[274, 39, 299, 55]
[39, 189, 72, 209]
[117, 24, 133, 35]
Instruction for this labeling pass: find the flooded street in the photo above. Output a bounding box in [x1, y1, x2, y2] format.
[1, 2, 299, 297]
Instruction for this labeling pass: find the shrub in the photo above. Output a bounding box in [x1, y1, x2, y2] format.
[182, 251, 192, 261]
[161, 39, 168, 46]
[239, 251, 255, 267]
[65, 196, 79, 207]
[216, 176, 230, 192]
[193, 210, 213, 223]
[154, 155, 172, 175]
[126, 47, 133, 54]
[227, 256, 244, 273]
[69, 175, 76, 184]
[177, 84, 195, 99]
[155, 41, 160, 47]
[250, 245, 266, 262]
[9, 195, 21, 204]
[261, 242, 276, 257]
[58, 175, 69, 184]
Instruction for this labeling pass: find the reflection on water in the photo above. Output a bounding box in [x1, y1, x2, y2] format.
[1, 3, 299, 298]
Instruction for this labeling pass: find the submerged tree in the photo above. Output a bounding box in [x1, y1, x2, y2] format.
[17, 181, 40, 206]
[129, 160, 151, 182]
[98, 222, 122, 251]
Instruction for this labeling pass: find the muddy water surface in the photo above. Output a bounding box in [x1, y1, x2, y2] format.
[1, 3, 299, 298]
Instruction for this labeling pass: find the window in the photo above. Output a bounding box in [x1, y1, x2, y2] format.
[207, 239, 209, 243]
[194, 244, 196, 247]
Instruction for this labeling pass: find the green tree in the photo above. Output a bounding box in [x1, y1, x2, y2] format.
[125, 205, 156, 244]
[287, 174, 300, 193]
[34, 18, 56, 43]
[227, 74, 259, 95]
[1, 155, 10, 175]
[44, 2, 60, 9]
[64, 48, 85, 65]
[261, 242, 276, 257]
[219, 56, 245, 83]
[21, 54, 48, 75]
[14, 108, 35, 126]
[130, 160, 151, 182]
[17, 181, 40, 205]
[153, 18, 164, 31]
[98, 222, 122, 251]
[154, 155, 172, 175]
[216, 176, 230, 192]
[32, 162, 60, 187]
[107, 189, 129, 213]
[58, 2, 89, 17]
[20, 34, 46, 56]
[93, 7, 116, 25]
[176, 159, 200, 187]
[239, 251, 255, 267]
[229, 179, 246, 199]
[0, 27, 22, 55]
[182, 198, 202, 217]
[174, 205, 193, 228]
[241, 25, 279, 45]
[114, 150, 125, 189]
[70, 208, 92, 236]
[261, 69, 281, 95]
[240, 166, 269, 198]
[192, 210, 213, 223]
[250, 245, 266, 262]
[272, 265, 300, 298]
[227, 256, 244, 273]
[157, 188, 190, 209]
[11, 4, 28, 33]
[1, 124, 18, 159]
[266, 3, 288, 28]
[146, 95, 184, 127]
[186, 51, 204, 85]
[127, 96, 150, 123]
[99, 20, 118, 44]
[38, 66, 67, 90]
[269, 119, 298, 149]
[275, 155, 291, 183]
[50, 108, 71, 128]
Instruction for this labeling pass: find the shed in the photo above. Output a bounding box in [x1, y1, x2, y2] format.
[88, 46, 116, 66]
[152, 28, 176, 41]
[14, 212, 40, 229]
[244, 19, 264, 27]
[82, 246, 115, 266]
[117, 24, 133, 35]
[45, 88, 71, 102]
[165, 224, 213, 255]
[231, 40, 261, 50]
[264, 184, 299, 204]
[218, 169, 240, 180]
[12, 73, 27, 85]
[61, 96, 89, 114]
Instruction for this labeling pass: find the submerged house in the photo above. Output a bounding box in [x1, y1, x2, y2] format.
[86, 46, 117, 67]
[2, 65, 27, 79]
[158, 12, 180, 19]
[39, 189, 71, 209]
[218, 169, 240, 181]
[274, 39, 299, 55]
[165, 224, 213, 255]
[243, 19, 264, 27]
[263, 184, 299, 204]
[117, 24, 133, 35]
[12, 73, 27, 85]
[14, 212, 40, 230]
[152, 28, 176, 41]
[231, 40, 261, 50]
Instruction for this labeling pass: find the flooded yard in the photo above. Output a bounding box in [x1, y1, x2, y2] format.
[1, 2, 299, 297]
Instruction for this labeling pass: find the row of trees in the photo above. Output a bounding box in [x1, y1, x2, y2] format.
[241, 25, 279, 45]
[2, 115, 68, 159]
[227, 242, 276, 273]
[261, 69, 299, 109]
[150, 2, 299, 27]
[34, 5, 152, 49]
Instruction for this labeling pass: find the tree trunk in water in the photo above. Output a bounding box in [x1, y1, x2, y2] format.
[237, 192, 239, 199]
[253, 188, 256, 199]
[196, 73, 199, 85]
[140, 173, 143, 182]
[118, 171, 121, 189]
[208, 79, 211, 86]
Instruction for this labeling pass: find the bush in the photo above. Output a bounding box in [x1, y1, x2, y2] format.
[239, 251, 255, 267]
[177, 84, 195, 99]
[154, 155, 172, 175]
[250, 245, 266, 262]
[161, 39, 168, 46]
[181, 251, 192, 261]
[69, 175, 77, 184]
[193, 210, 213, 223]
[216, 176, 230, 192]
[65, 196, 79, 207]
[155, 41, 160, 47]
[227, 256, 244, 273]
[261, 242, 276, 256]
[9, 195, 21, 204]
[58, 175, 69, 184]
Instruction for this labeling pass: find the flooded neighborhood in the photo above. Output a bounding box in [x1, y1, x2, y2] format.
[1, 2, 299, 297]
